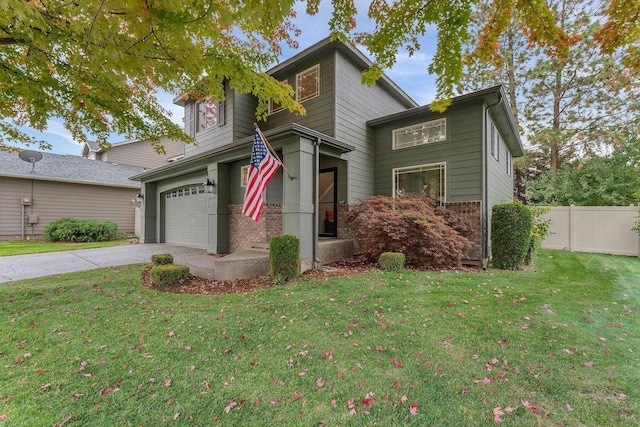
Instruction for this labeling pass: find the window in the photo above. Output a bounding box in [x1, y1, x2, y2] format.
[393, 163, 446, 203]
[196, 98, 225, 133]
[490, 122, 500, 161]
[240, 165, 250, 187]
[296, 64, 320, 103]
[269, 80, 288, 115]
[392, 119, 446, 150]
[506, 151, 513, 176]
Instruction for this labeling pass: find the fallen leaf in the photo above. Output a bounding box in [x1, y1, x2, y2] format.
[493, 407, 504, 423]
[410, 402, 419, 416]
[164, 379, 172, 387]
[584, 361, 595, 368]
[316, 377, 326, 388]
[173, 412, 180, 420]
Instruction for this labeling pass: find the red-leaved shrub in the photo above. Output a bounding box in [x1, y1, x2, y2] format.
[348, 194, 470, 268]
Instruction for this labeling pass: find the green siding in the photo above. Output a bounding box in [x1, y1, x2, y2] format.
[262, 53, 336, 137]
[373, 101, 484, 202]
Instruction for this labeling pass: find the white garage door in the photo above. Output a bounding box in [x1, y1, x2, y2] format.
[163, 186, 208, 248]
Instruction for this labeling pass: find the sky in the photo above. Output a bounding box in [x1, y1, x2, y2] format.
[13, 0, 440, 156]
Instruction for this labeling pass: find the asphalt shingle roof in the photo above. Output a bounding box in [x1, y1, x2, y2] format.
[0, 150, 143, 187]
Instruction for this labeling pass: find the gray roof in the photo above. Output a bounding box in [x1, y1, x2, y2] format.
[0, 150, 143, 188]
[84, 140, 101, 152]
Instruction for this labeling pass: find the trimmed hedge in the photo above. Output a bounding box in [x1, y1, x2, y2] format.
[377, 252, 405, 272]
[44, 217, 120, 242]
[491, 203, 533, 270]
[269, 234, 300, 284]
[150, 264, 189, 286]
[151, 253, 174, 266]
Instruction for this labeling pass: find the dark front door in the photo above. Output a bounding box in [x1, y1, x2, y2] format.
[318, 168, 337, 237]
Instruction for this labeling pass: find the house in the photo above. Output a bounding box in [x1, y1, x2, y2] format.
[132, 38, 524, 274]
[81, 136, 186, 169]
[0, 151, 144, 240]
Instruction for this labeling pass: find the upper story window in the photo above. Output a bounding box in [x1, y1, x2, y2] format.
[296, 64, 320, 103]
[269, 79, 288, 115]
[196, 98, 226, 132]
[506, 151, 512, 176]
[393, 162, 446, 203]
[392, 118, 446, 150]
[490, 121, 500, 161]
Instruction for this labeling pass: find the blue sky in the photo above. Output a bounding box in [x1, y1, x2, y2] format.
[15, 0, 439, 155]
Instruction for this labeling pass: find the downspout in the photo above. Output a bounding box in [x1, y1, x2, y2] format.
[483, 92, 504, 269]
[313, 137, 321, 269]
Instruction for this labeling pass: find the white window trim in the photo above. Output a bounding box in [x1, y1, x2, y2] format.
[392, 118, 447, 150]
[269, 79, 288, 115]
[240, 165, 250, 187]
[296, 64, 320, 103]
[392, 162, 446, 202]
[490, 122, 500, 161]
[506, 151, 513, 176]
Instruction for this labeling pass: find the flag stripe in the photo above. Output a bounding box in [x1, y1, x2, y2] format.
[242, 130, 281, 221]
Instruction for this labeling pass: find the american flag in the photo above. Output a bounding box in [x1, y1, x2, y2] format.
[242, 130, 281, 221]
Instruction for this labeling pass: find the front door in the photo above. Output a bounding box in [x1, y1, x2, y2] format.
[318, 168, 337, 237]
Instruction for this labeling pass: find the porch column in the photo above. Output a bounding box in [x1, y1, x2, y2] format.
[283, 137, 315, 271]
[206, 162, 230, 254]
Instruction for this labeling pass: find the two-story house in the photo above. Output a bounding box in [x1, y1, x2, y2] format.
[132, 38, 524, 274]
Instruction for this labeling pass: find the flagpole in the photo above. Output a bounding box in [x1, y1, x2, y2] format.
[254, 123, 295, 180]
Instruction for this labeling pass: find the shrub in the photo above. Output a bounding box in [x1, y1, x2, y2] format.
[270, 234, 300, 284]
[151, 253, 174, 266]
[150, 264, 189, 286]
[43, 217, 120, 242]
[348, 194, 470, 268]
[378, 252, 405, 272]
[491, 203, 533, 269]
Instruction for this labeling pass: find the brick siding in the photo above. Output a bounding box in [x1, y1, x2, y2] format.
[445, 200, 482, 263]
[228, 203, 282, 252]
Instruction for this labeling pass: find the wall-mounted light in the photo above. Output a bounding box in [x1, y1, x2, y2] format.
[203, 178, 215, 193]
[135, 192, 144, 203]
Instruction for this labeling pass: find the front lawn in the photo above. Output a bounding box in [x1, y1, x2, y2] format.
[0, 239, 133, 257]
[1, 250, 638, 426]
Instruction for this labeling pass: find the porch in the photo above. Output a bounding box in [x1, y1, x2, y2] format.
[180, 238, 355, 281]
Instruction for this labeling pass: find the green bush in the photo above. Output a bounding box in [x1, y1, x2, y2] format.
[151, 253, 174, 266]
[491, 203, 533, 270]
[269, 234, 300, 285]
[150, 264, 189, 286]
[43, 217, 120, 242]
[378, 252, 405, 272]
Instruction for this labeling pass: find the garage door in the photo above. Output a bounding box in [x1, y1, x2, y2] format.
[163, 186, 208, 248]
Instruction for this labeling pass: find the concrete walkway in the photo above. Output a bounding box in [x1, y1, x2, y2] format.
[0, 244, 206, 283]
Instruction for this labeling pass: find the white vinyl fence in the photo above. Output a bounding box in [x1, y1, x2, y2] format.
[542, 206, 639, 256]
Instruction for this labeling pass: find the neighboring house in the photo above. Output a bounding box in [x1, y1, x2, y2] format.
[0, 151, 144, 241]
[133, 38, 524, 270]
[81, 136, 186, 169]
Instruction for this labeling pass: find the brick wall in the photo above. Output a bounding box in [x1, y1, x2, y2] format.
[445, 200, 482, 263]
[336, 202, 351, 239]
[228, 203, 282, 252]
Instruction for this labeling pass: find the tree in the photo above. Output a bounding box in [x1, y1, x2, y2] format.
[2, 0, 640, 153]
[525, 134, 640, 206]
[458, 0, 640, 173]
[0, 0, 303, 152]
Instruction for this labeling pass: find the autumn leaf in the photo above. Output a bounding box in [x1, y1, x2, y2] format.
[316, 377, 326, 388]
[410, 402, 419, 416]
[164, 379, 172, 387]
[493, 407, 504, 423]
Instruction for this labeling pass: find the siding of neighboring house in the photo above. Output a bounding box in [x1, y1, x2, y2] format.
[101, 136, 186, 169]
[334, 51, 413, 202]
[0, 177, 138, 240]
[372, 100, 484, 201]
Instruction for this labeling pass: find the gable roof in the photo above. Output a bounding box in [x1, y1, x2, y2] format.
[0, 151, 143, 188]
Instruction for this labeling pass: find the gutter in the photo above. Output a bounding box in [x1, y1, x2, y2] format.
[483, 91, 504, 269]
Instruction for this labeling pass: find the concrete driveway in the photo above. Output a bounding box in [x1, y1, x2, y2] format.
[0, 244, 206, 283]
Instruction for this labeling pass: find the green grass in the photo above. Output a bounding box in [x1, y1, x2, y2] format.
[0, 239, 133, 256]
[1, 250, 638, 426]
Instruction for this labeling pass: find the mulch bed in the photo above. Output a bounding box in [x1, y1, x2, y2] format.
[141, 257, 375, 295]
